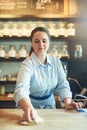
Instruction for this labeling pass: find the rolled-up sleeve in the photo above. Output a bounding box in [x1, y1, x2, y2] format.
[14, 59, 33, 105]
[54, 59, 72, 101]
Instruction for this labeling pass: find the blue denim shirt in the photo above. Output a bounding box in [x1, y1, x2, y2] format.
[14, 52, 72, 108]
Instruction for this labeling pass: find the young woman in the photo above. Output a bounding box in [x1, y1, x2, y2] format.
[14, 27, 83, 122]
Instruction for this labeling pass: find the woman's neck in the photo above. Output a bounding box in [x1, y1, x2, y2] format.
[36, 53, 47, 64]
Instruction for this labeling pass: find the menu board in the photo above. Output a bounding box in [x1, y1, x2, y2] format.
[0, 0, 65, 18]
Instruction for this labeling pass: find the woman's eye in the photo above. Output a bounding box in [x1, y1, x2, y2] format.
[34, 39, 47, 44]
[34, 40, 39, 43]
[43, 40, 47, 43]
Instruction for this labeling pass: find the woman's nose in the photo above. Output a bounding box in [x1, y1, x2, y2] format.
[39, 41, 44, 47]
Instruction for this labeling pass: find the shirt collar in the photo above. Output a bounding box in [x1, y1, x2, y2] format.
[30, 52, 52, 68]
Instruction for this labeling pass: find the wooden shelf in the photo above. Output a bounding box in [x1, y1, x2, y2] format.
[0, 57, 25, 62]
[0, 81, 16, 84]
[0, 35, 87, 42]
[0, 94, 14, 101]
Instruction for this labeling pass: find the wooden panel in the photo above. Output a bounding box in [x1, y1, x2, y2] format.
[0, 0, 69, 18]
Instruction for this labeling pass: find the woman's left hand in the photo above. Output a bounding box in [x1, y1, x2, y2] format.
[65, 101, 84, 110]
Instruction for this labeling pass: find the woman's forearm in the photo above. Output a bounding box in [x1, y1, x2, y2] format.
[18, 98, 34, 112]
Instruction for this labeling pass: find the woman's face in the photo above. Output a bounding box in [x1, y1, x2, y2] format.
[31, 31, 50, 56]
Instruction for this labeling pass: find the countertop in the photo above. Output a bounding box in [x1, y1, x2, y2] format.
[0, 109, 87, 130]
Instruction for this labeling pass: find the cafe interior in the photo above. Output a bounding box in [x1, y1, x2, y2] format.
[0, 0, 87, 108]
[0, 0, 87, 130]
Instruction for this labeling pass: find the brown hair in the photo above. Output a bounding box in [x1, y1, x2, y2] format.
[29, 27, 51, 56]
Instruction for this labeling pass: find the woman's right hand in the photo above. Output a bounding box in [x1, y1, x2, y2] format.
[22, 108, 37, 122]
[18, 98, 38, 122]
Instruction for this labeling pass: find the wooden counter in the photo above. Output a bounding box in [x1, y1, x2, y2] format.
[0, 109, 87, 130]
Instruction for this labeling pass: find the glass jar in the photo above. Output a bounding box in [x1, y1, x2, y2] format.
[19, 45, 27, 58]
[38, 21, 46, 28]
[10, 23, 19, 37]
[74, 45, 83, 58]
[67, 23, 75, 36]
[61, 44, 69, 58]
[2, 23, 9, 36]
[8, 45, 16, 58]
[48, 22, 56, 36]
[28, 22, 36, 37]
[0, 45, 5, 57]
[19, 23, 28, 37]
[50, 44, 58, 57]
[58, 22, 65, 36]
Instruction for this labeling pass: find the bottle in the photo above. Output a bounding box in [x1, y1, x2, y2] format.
[8, 45, 16, 58]
[19, 45, 27, 58]
[0, 86, 5, 95]
[0, 45, 5, 57]
[74, 45, 83, 58]
[0, 69, 2, 81]
[63, 64, 68, 77]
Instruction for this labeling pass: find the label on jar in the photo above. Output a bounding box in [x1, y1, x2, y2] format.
[0, 50, 5, 57]
[8, 50, 16, 57]
[19, 50, 26, 58]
